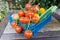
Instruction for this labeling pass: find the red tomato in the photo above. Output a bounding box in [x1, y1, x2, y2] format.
[33, 5, 40, 10]
[11, 22, 17, 28]
[15, 26, 22, 33]
[24, 17, 30, 23]
[25, 3, 31, 10]
[30, 5, 40, 13]
[30, 5, 36, 13]
[19, 17, 24, 24]
[18, 10, 25, 17]
[25, 11, 34, 18]
[19, 17, 30, 24]
[24, 30, 32, 39]
[32, 16, 40, 23]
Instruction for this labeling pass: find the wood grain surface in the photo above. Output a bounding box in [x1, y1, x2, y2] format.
[0, 14, 8, 37]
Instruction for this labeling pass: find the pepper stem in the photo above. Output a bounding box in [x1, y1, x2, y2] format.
[15, 20, 17, 24]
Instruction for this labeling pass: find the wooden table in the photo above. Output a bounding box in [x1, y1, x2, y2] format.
[0, 15, 8, 37]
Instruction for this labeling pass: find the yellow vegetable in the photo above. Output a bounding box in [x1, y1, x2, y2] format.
[12, 14, 19, 20]
[40, 8, 45, 14]
[34, 13, 40, 18]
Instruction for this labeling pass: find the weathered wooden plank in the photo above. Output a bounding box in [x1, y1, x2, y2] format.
[0, 14, 8, 37]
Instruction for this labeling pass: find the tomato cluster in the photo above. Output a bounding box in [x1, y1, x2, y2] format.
[11, 3, 45, 39]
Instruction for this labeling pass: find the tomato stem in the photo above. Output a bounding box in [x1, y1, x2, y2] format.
[28, 30, 31, 32]
[36, 3, 40, 11]
[15, 20, 18, 25]
[16, 20, 17, 23]
[28, 0, 33, 4]
[27, 16, 31, 30]
[37, 3, 40, 6]
[20, 5, 23, 10]
[24, 24, 26, 29]
[31, 0, 36, 4]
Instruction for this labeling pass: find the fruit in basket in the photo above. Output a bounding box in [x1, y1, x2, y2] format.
[24, 30, 32, 39]
[40, 8, 45, 14]
[11, 22, 17, 28]
[30, 7, 36, 13]
[31, 13, 40, 23]
[30, 5, 36, 12]
[25, 11, 34, 18]
[15, 26, 22, 33]
[30, 5, 40, 13]
[31, 16, 40, 23]
[24, 10, 27, 13]
[18, 10, 25, 17]
[19, 17, 24, 23]
[24, 17, 30, 23]
[25, 3, 31, 10]
[34, 13, 40, 18]
[12, 14, 19, 20]
[19, 17, 30, 24]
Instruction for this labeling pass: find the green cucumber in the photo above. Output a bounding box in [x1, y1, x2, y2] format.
[40, 10, 52, 22]
[51, 6, 58, 12]
[40, 6, 53, 18]
[39, 6, 57, 22]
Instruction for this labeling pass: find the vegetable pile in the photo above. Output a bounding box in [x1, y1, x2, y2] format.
[0, 1, 8, 22]
[11, 3, 46, 39]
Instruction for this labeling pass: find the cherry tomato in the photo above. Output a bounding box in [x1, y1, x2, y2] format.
[25, 3, 31, 10]
[34, 13, 40, 18]
[24, 30, 32, 39]
[19, 17, 30, 24]
[31, 14, 40, 23]
[30, 5, 40, 13]
[15, 26, 22, 33]
[19, 17, 24, 24]
[30, 5, 36, 13]
[25, 11, 34, 18]
[34, 5, 40, 10]
[11, 22, 17, 28]
[24, 10, 27, 13]
[12, 14, 19, 20]
[18, 10, 25, 17]
[24, 17, 30, 23]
